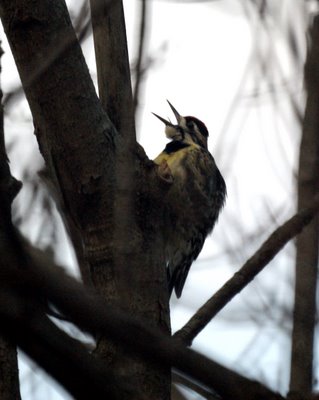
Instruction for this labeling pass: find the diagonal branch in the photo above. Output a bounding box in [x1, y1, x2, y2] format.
[0, 229, 284, 400]
[0, 288, 130, 400]
[174, 194, 319, 345]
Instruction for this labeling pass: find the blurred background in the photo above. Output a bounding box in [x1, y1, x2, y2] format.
[0, 0, 314, 398]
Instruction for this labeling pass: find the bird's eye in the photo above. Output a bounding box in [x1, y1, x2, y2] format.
[187, 121, 194, 129]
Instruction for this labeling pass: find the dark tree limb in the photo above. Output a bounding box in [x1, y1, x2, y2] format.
[89, 0, 135, 137]
[0, 1, 94, 285]
[0, 289, 131, 400]
[2, 1, 92, 109]
[0, 0, 116, 216]
[289, 15, 319, 396]
[0, 0, 117, 283]
[89, 0, 137, 304]
[174, 194, 319, 345]
[0, 228, 285, 400]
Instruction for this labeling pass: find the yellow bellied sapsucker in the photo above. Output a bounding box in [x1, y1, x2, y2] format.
[153, 101, 226, 298]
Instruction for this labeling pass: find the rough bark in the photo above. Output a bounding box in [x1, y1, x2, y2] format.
[289, 15, 319, 396]
[0, 337, 20, 400]
[90, 0, 170, 396]
[0, 0, 170, 398]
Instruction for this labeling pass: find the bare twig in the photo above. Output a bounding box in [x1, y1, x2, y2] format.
[133, 0, 148, 114]
[174, 194, 319, 345]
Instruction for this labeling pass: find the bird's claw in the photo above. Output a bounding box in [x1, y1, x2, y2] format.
[158, 160, 173, 183]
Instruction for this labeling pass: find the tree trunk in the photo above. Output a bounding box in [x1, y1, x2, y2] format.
[0, 0, 170, 398]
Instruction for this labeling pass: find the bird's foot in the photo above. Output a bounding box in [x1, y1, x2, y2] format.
[158, 160, 173, 183]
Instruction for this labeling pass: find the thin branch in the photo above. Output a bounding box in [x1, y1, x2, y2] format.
[289, 14, 319, 395]
[133, 0, 148, 114]
[174, 194, 319, 345]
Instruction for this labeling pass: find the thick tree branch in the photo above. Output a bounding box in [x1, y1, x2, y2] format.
[90, 0, 135, 138]
[174, 194, 319, 345]
[89, 0, 138, 305]
[0, 0, 119, 291]
[0, 289, 130, 400]
[0, 0, 116, 219]
[0, 230, 284, 400]
[2, 2, 92, 109]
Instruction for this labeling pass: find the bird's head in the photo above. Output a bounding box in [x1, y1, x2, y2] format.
[153, 101, 209, 149]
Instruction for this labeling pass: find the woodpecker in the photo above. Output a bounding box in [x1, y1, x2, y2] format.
[153, 101, 226, 298]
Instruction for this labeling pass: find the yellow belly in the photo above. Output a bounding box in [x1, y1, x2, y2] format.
[154, 144, 199, 173]
[154, 144, 199, 181]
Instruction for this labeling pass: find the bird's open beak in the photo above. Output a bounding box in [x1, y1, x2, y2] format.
[152, 101, 182, 126]
[167, 100, 182, 124]
[152, 112, 173, 126]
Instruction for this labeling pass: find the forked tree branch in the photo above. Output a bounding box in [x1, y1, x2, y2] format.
[174, 194, 319, 345]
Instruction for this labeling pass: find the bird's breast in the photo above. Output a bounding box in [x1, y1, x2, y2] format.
[154, 146, 191, 180]
[154, 143, 200, 178]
